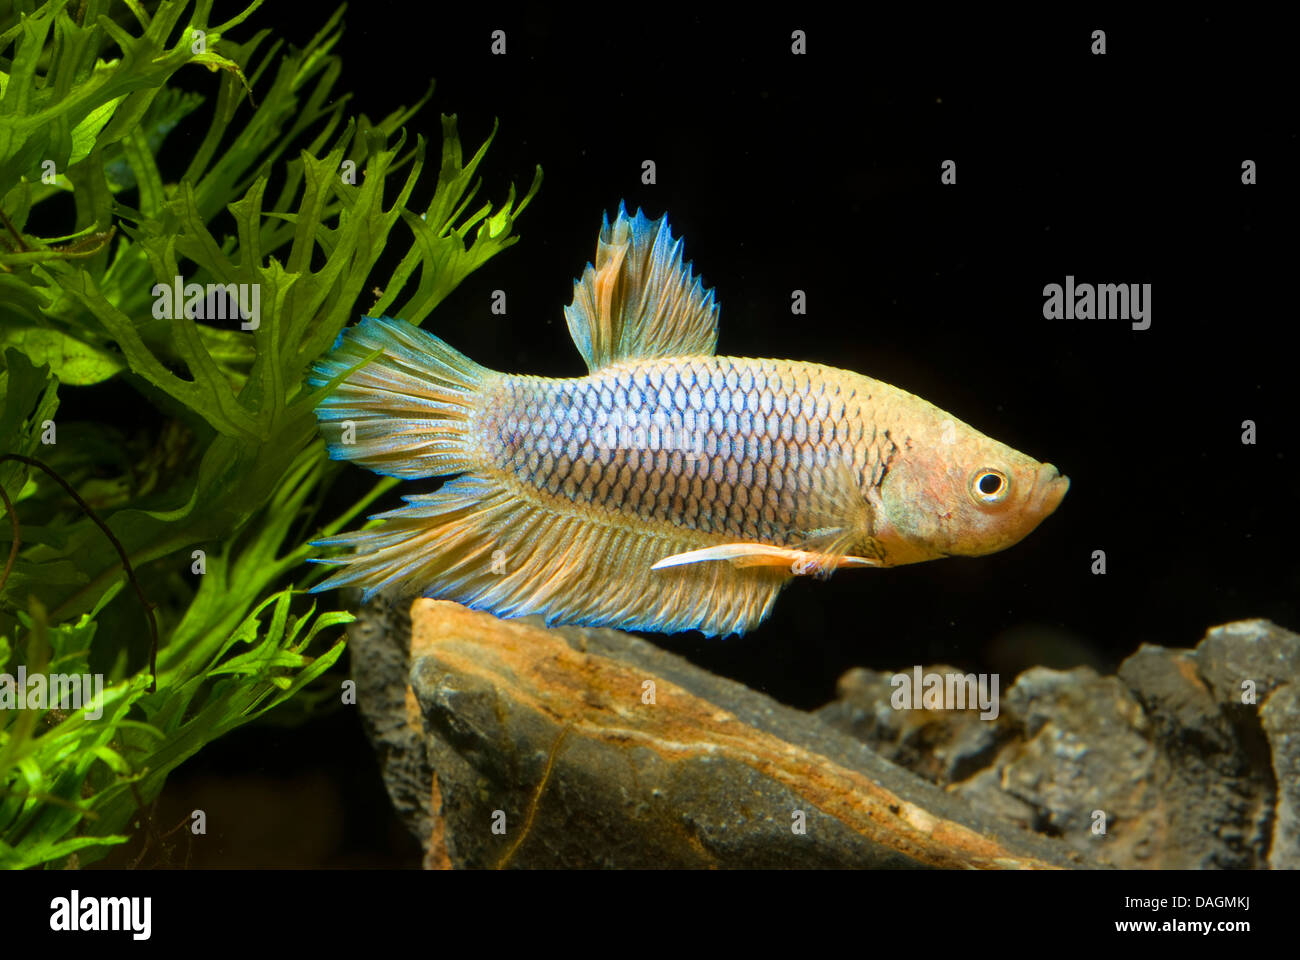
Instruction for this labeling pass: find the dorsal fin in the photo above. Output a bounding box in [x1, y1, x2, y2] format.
[563, 201, 719, 372]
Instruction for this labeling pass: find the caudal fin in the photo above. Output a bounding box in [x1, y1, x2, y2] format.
[309, 315, 491, 479]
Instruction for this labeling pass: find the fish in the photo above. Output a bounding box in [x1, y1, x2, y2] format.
[307, 202, 1069, 636]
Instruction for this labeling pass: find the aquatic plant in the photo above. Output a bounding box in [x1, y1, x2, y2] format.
[0, 0, 540, 867]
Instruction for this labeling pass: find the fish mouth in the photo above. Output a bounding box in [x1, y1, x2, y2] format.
[1031, 463, 1070, 516]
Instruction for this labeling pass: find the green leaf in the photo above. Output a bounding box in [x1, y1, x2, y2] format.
[0, 0, 540, 870]
[69, 95, 125, 166]
[0, 347, 59, 497]
[0, 324, 125, 385]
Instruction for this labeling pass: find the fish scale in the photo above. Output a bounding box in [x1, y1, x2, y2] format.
[479, 357, 892, 549]
[309, 201, 1067, 636]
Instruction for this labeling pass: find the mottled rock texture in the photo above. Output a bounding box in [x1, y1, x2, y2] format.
[353, 599, 1080, 868]
[352, 601, 1297, 870]
[818, 619, 1299, 869]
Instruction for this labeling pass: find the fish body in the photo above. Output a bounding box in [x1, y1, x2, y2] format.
[309, 203, 1068, 635]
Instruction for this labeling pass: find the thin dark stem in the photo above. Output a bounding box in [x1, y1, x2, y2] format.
[0, 481, 16, 599]
[0, 207, 29, 252]
[0, 454, 158, 693]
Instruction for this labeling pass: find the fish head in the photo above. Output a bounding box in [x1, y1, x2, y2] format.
[875, 417, 1069, 564]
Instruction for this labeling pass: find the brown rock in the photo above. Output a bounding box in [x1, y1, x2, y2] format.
[351, 598, 1298, 870]
[351, 598, 1083, 869]
[1260, 684, 1300, 869]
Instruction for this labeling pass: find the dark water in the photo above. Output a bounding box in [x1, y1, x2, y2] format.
[67, 9, 1292, 866]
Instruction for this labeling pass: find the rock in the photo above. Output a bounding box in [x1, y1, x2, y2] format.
[1116, 646, 1272, 867]
[346, 596, 435, 860]
[350, 599, 1083, 869]
[1260, 684, 1300, 869]
[815, 665, 1016, 784]
[963, 666, 1161, 866]
[822, 620, 1300, 869]
[349, 601, 1299, 870]
[1196, 619, 1300, 706]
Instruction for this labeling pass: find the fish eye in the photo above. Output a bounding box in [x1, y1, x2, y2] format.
[970, 468, 1009, 505]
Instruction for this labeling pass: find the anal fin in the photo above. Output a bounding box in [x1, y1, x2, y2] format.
[310, 473, 792, 636]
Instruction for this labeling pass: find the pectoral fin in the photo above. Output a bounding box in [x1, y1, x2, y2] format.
[652, 543, 883, 574]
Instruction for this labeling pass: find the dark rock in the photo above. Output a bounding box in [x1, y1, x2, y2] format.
[1117, 645, 1273, 868]
[1196, 619, 1300, 706]
[1260, 683, 1300, 869]
[821, 621, 1300, 869]
[345, 595, 438, 864]
[815, 665, 1016, 784]
[961, 666, 1159, 866]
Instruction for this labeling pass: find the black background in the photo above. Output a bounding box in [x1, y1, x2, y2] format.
[50, 6, 1296, 866]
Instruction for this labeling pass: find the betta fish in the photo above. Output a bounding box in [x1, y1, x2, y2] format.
[308, 202, 1068, 635]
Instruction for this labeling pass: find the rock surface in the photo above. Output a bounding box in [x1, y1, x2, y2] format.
[351, 602, 1298, 870]
[1261, 684, 1300, 870]
[352, 599, 1083, 868]
[817, 618, 1300, 869]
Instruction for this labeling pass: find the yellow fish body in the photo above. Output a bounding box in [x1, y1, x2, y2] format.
[310, 203, 1069, 635]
